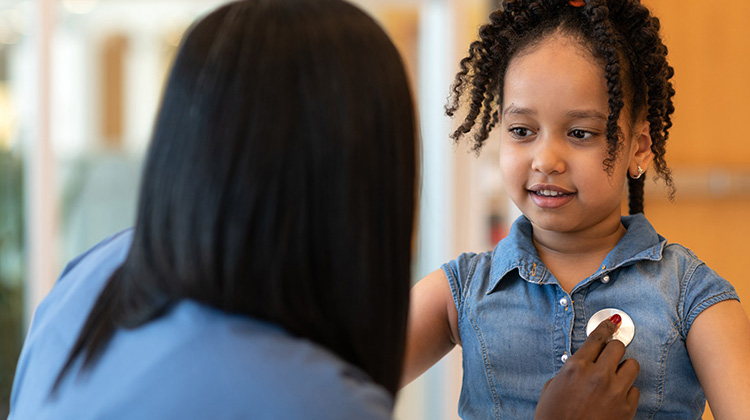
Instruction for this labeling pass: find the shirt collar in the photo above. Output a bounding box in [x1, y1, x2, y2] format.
[488, 213, 666, 294]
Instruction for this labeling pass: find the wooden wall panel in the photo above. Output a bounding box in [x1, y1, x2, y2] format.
[640, 2, 750, 418]
[100, 34, 128, 148]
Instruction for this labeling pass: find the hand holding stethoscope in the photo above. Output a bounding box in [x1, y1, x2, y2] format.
[535, 315, 640, 420]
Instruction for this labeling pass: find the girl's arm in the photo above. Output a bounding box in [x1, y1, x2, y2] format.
[686, 299, 750, 419]
[400, 269, 460, 387]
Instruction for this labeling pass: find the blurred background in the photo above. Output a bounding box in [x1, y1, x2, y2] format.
[0, 0, 748, 418]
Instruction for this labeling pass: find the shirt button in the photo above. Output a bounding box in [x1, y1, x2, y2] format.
[559, 297, 569, 307]
[561, 354, 569, 363]
[601, 275, 610, 284]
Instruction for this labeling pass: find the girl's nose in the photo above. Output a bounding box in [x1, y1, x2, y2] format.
[530, 136, 566, 175]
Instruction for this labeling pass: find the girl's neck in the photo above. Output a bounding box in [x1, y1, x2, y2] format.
[531, 219, 626, 293]
[532, 221, 626, 256]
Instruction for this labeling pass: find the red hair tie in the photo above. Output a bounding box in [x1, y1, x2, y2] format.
[569, 0, 585, 6]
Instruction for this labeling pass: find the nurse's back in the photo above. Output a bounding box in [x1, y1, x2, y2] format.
[10, 231, 393, 420]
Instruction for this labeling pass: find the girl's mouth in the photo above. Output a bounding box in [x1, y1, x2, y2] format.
[527, 186, 576, 208]
[532, 189, 574, 198]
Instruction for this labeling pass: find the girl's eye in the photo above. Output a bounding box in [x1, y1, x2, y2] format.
[509, 127, 532, 138]
[569, 129, 594, 140]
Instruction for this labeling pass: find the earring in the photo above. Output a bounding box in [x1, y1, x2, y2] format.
[631, 165, 645, 180]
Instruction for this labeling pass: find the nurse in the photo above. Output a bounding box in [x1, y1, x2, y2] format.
[9, 0, 637, 419]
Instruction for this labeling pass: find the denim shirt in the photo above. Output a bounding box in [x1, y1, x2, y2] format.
[443, 214, 738, 420]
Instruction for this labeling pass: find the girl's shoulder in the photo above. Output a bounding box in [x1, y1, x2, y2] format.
[658, 240, 715, 277]
[650, 241, 738, 334]
[621, 215, 712, 275]
[442, 250, 493, 305]
[662, 240, 701, 259]
[443, 251, 492, 277]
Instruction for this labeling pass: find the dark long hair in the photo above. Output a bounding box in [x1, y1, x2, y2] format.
[446, 0, 675, 214]
[55, 0, 416, 396]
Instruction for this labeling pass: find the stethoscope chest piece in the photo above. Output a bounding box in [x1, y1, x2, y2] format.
[585, 308, 635, 346]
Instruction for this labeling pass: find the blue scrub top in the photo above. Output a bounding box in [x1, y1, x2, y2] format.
[9, 229, 393, 420]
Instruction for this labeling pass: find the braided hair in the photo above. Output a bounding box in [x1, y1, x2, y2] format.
[446, 0, 675, 214]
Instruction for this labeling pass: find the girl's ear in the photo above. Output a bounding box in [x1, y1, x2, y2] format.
[630, 120, 654, 177]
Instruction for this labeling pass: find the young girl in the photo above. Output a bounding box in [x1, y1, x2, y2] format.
[404, 0, 750, 419]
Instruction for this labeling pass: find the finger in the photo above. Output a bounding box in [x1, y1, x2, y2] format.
[616, 358, 640, 385]
[595, 338, 627, 368]
[626, 386, 640, 415]
[574, 319, 619, 361]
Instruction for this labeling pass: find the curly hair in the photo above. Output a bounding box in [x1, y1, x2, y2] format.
[446, 0, 675, 214]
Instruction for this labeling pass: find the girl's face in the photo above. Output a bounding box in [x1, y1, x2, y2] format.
[499, 33, 652, 237]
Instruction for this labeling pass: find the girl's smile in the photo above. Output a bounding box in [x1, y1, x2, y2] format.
[527, 184, 576, 209]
